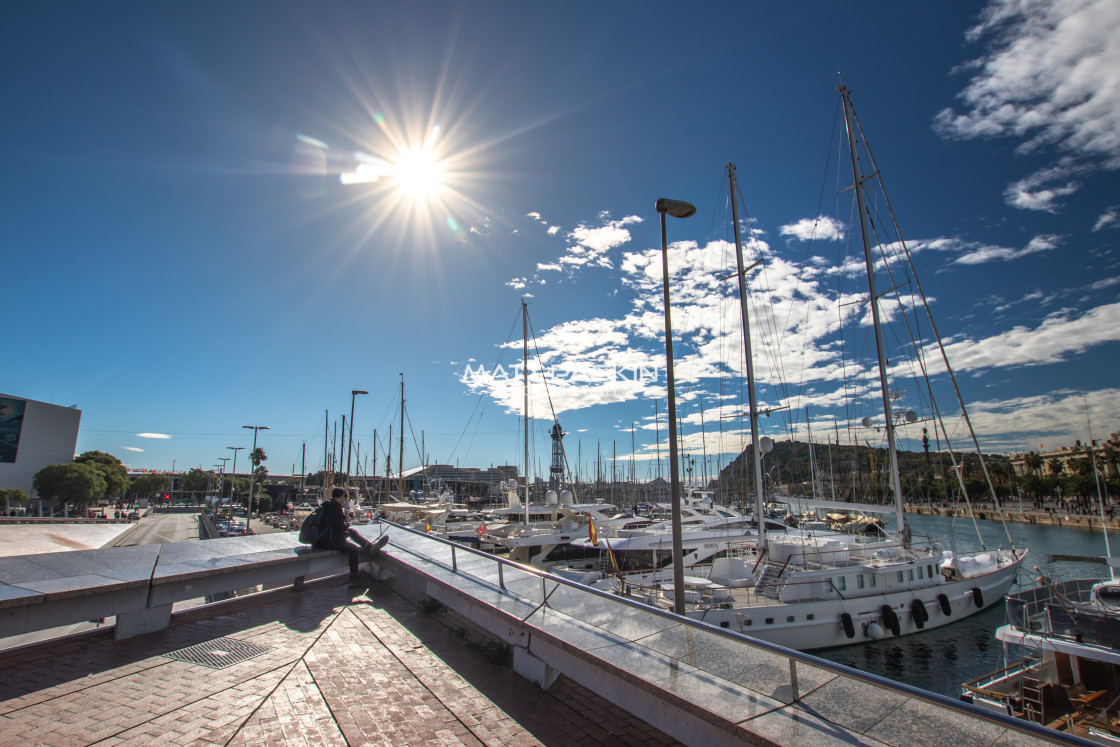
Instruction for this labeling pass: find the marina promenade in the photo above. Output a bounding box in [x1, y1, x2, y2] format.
[0, 575, 675, 746]
[0, 520, 1077, 745]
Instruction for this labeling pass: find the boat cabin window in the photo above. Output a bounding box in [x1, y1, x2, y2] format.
[786, 616, 795, 623]
[765, 618, 774, 625]
[896, 571, 904, 583]
[927, 565, 933, 579]
[857, 575, 865, 589]
[838, 577, 847, 591]
[908, 569, 914, 582]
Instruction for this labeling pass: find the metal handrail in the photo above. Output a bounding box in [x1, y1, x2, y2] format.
[380, 520, 1085, 745]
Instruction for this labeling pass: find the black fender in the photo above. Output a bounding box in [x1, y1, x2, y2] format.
[971, 587, 984, 609]
[911, 599, 929, 629]
[880, 604, 901, 636]
[840, 612, 855, 639]
[938, 593, 951, 616]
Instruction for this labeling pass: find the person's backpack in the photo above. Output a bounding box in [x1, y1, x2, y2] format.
[299, 504, 327, 544]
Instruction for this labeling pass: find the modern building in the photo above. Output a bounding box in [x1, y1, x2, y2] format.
[0, 394, 82, 499]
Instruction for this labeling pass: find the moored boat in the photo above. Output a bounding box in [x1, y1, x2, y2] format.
[962, 578, 1120, 743]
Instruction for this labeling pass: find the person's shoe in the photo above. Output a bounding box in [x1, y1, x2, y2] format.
[359, 535, 389, 562]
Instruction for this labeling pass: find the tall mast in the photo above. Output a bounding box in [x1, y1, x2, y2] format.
[322, 410, 328, 501]
[398, 374, 405, 503]
[522, 300, 530, 522]
[728, 163, 768, 550]
[838, 86, 906, 534]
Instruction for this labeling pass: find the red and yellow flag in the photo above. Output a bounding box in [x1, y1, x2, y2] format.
[589, 516, 599, 547]
[424, 519, 431, 534]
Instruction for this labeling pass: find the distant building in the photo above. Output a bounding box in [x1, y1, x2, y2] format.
[1008, 433, 1120, 479]
[0, 394, 82, 499]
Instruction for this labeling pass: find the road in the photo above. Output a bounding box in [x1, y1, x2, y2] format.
[1, 512, 206, 651]
[113, 512, 203, 546]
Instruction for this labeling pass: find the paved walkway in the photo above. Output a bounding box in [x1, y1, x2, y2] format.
[0, 575, 682, 746]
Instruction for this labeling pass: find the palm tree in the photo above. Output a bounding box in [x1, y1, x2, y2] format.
[1024, 451, 1043, 477]
[251, 447, 267, 469]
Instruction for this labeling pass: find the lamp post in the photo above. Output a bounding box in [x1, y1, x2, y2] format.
[226, 446, 244, 509]
[347, 390, 368, 487]
[656, 197, 696, 615]
[243, 426, 270, 516]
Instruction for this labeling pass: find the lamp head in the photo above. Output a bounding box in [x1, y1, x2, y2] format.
[352, 390, 368, 395]
[655, 198, 697, 219]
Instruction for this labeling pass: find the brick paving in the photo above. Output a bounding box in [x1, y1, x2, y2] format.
[0, 577, 683, 746]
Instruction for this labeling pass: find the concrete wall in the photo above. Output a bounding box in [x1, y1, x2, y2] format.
[0, 394, 82, 499]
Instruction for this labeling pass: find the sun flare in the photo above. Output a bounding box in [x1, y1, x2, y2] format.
[392, 148, 443, 198]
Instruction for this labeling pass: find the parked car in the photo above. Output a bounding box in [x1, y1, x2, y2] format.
[127, 512, 140, 520]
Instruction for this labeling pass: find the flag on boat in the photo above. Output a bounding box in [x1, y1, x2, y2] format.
[424, 519, 431, 534]
[476, 522, 486, 537]
[589, 516, 599, 547]
[605, 538, 619, 575]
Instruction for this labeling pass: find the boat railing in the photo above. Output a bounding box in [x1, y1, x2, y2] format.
[1005, 578, 1120, 650]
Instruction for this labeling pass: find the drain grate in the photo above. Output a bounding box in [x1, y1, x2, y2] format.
[163, 637, 272, 669]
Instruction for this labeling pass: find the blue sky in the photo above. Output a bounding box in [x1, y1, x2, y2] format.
[4, 1, 1119, 483]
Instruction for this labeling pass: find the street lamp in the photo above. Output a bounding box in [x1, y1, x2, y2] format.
[347, 390, 368, 487]
[656, 196, 696, 615]
[226, 446, 244, 508]
[243, 426, 270, 516]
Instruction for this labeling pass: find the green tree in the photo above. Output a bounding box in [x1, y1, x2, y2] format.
[33, 463, 106, 507]
[1024, 451, 1043, 477]
[75, 450, 129, 500]
[1, 488, 29, 506]
[131, 474, 171, 500]
[180, 468, 216, 495]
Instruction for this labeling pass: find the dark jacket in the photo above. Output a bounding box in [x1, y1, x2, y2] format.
[316, 498, 348, 547]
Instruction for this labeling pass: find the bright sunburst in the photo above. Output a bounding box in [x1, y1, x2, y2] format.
[391, 146, 443, 199]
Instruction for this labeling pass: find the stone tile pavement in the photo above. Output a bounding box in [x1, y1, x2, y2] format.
[0, 576, 683, 746]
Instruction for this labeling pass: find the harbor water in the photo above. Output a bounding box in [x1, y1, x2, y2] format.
[812, 512, 1114, 698]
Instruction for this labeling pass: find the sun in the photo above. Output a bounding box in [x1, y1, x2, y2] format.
[391, 147, 444, 199]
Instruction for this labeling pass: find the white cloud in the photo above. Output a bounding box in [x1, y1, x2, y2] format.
[934, 0, 1120, 199]
[526, 211, 542, 221]
[963, 386, 1120, 452]
[1091, 276, 1120, 290]
[506, 277, 527, 289]
[536, 262, 562, 272]
[953, 233, 1062, 264]
[919, 301, 1120, 373]
[547, 226, 560, 235]
[1094, 206, 1119, 231]
[136, 433, 171, 439]
[1002, 160, 1085, 212]
[123, 446, 144, 452]
[779, 216, 846, 242]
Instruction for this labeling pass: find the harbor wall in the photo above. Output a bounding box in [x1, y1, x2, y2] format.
[907, 505, 1119, 532]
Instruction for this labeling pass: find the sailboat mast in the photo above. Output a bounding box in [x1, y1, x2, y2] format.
[838, 86, 906, 533]
[522, 300, 530, 522]
[398, 374, 405, 503]
[728, 163, 769, 550]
